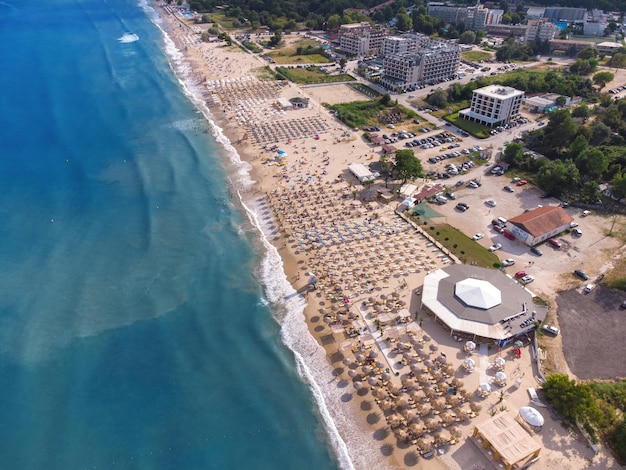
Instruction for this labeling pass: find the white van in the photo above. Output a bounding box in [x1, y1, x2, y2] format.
[435, 195, 448, 204]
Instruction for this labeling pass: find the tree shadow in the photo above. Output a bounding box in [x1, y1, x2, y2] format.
[373, 427, 390, 441]
[380, 443, 395, 456]
[404, 451, 419, 466]
[367, 412, 382, 425]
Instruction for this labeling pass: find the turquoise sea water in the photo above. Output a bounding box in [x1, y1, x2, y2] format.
[0, 0, 341, 467]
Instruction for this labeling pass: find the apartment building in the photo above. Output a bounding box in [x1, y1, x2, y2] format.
[544, 7, 586, 23]
[526, 18, 558, 42]
[379, 41, 460, 92]
[427, 4, 468, 25]
[380, 33, 429, 57]
[460, 85, 524, 127]
[427, 3, 491, 30]
[338, 22, 388, 56]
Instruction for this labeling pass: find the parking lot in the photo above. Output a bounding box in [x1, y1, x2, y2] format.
[419, 170, 621, 297]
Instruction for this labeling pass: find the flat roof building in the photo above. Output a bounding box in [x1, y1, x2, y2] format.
[339, 22, 388, 56]
[380, 40, 460, 93]
[460, 85, 524, 127]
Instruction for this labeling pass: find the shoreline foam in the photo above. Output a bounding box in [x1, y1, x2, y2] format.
[146, 4, 361, 469]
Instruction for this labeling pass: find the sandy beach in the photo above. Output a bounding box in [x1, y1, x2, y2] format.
[155, 6, 618, 470]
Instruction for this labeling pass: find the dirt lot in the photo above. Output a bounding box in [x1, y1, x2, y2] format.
[556, 286, 626, 379]
[304, 83, 371, 105]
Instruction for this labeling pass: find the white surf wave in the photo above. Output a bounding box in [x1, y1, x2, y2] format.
[144, 5, 392, 469]
[118, 32, 139, 43]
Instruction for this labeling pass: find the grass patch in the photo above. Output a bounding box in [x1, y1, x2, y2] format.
[411, 220, 500, 267]
[208, 13, 236, 29]
[443, 112, 490, 139]
[275, 66, 354, 84]
[605, 257, 626, 292]
[329, 100, 418, 129]
[267, 39, 331, 64]
[254, 66, 278, 81]
[461, 50, 492, 62]
[241, 41, 262, 53]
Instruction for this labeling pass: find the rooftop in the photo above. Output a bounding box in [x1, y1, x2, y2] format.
[421, 265, 544, 340]
[474, 85, 525, 99]
[508, 206, 573, 237]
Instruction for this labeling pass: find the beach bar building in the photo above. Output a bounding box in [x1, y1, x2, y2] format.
[472, 412, 541, 470]
[420, 265, 546, 344]
[348, 163, 377, 183]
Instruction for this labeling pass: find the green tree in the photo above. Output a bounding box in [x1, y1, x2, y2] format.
[326, 14, 341, 30]
[380, 93, 392, 106]
[555, 96, 567, 107]
[339, 57, 347, 70]
[572, 104, 591, 118]
[394, 150, 423, 183]
[568, 134, 589, 160]
[458, 31, 476, 44]
[502, 142, 524, 166]
[570, 58, 598, 75]
[589, 121, 612, 146]
[543, 374, 596, 421]
[543, 109, 578, 152]
[579, 180, 601, 203]
[593, 71, 615, 90]
[268, 30, 282, 47]
[610, 172, 626, 199]
[396, 8, 413, 32]
[581, 149, 609, 179]
[535, 159, 580, 197]
[426, 89, 448, 109]
[608, 52, 626, 69]
[578, 47, 598, 60]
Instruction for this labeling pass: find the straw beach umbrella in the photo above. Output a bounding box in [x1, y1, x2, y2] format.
[410, 423, 424, 437]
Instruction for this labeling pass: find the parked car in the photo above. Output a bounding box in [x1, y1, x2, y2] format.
[521, 275, 534, 284]
[504, 231, 515, 240]
[516, 179, 528, 186]
[494, 225, 505, 233]
[488, 243, 502, 252]
[569, 222, 579, 228]
[502, 258, 515, 267]
[456, 202, 469, 212]
[573, 228, 583, 236]
[472, 233, 484, 240]
[583, 284, 594, 294]
[530, 246, 543, 256]
[542, 325, 560, 336]
[581, 210, 591, 217]
[548, 238, 562, 248]
[515, 271, 527, 279]
[503, 186, 514, 192]
[485, 199, 497, 207]
[574, 269, 589, 281]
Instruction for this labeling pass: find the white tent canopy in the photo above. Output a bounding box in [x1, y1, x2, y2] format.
[519, 407, 544, 427]
[455, 278, 502, 309]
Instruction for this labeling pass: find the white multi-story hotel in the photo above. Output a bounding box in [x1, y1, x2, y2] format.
[339, 22, 388, 56]
[379, 41, 460, 93]
[460, 85, 524, 127]
[380, 34, 429, 57]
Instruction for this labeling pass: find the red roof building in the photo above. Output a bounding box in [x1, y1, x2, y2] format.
[507, 206, 573, 246]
